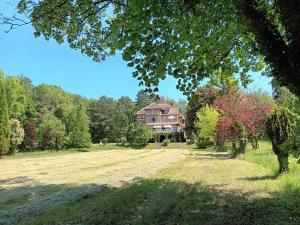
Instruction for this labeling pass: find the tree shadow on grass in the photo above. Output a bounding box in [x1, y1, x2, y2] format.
[104, 144, 150, 150]
[192, 152, 230, 160]
[0, 176, 35, 185]
[239, 174, 279, 181]
[123, 144, 149, 149]
[0, 181, 109, 225]
[2, 177, 300, 225]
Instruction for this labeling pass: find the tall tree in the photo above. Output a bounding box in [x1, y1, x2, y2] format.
[177, 99, 188, 117]
[33, 84, 73, 114]
[135, 89, 155, 110]
[38, 112, 66, 150]
[5, 77, 25, 119]
[0, 71, 10, 157]
[112, 96, 136, 140]
[11, 76, 36, 119]
[88, 96, 116, 142]
[185, 85, 219, 137]
[23, 118, 37, 151]
[68, 105, 91, 148]
[216, 90, 272, 150]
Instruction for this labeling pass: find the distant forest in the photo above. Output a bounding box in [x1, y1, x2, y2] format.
[0, 70, 187, 154]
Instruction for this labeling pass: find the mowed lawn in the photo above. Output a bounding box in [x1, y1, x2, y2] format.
[1, 142, 300, 225]
[0, 148, 188, 224]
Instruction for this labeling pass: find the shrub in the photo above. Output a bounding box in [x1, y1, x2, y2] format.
[194, 105, 219, 149]
[120, 136, 127, 146]
[7, 148, 18, 156]
[187, 132, 196, 144]
[171, 132, 176, 142]
[266, 107, 294, 173]
[115, 138, 121, 145]
[127, 123, 152, 145]
[162, 139, 170, 147]
[196, 136, 214, 149]
[38, 113, 66, 150]
[10, 119, 24, 151]
[102, 138, 109, 145]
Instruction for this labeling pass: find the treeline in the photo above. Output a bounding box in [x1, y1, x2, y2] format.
[0, 70, 187, 156]
[0, 70, 91, 156]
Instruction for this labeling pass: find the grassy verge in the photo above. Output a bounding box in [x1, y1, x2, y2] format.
[17, 141, 300, 225]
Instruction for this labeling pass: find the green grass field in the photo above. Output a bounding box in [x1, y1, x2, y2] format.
[1, 142, 300, 225]
[2, 143, 197, 159]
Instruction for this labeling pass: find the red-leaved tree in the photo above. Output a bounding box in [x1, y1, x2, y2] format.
[23, 118, 37, 151]
[216, 91, 272, 149]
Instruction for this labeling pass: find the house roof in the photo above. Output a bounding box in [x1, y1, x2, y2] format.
[136, 109, 146, 115]
[143, 103, 169, 109]
[137, 102, 180, 115]
[168, 107, 179, 115]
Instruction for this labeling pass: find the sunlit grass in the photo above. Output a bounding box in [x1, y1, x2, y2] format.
[0, 149, 188, 224]
[3, 143, 196, 160]
[2, 141, 300, 225]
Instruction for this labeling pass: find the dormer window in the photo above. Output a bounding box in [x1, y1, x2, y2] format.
[161, 108, 169, 114]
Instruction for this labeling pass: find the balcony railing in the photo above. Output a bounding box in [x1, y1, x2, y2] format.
[161, 118, 177, 123]
[152, 127, 177, 132]
[146, 112, 160, 116]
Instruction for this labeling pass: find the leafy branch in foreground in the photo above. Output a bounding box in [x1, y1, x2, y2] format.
[1, 1, 300, 97]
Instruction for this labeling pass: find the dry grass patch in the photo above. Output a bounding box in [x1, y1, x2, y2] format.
[2, 143, 300, 225]
[0, 149, 188, 224]
[17, 145, 300, 225]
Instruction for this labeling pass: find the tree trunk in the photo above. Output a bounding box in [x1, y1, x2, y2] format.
[231, 141, 238, 158]
[239, 138, 247, 153]
[271, 142, 289, 174]
[256, 139, 259, 149]
[251, 137, 259, 149]
[232, 142, 237, 151]
[277, 154, 289, 174]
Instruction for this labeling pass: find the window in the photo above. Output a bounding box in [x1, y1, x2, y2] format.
[161, 117, 177, 122]
[161, 108, 169, 114]
[152, 118, 155, 122]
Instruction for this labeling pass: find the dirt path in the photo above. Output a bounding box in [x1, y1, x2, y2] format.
[0, 149, 188, 224]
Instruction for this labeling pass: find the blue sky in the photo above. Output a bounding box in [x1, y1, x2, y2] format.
[0, 2, 272, 101]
